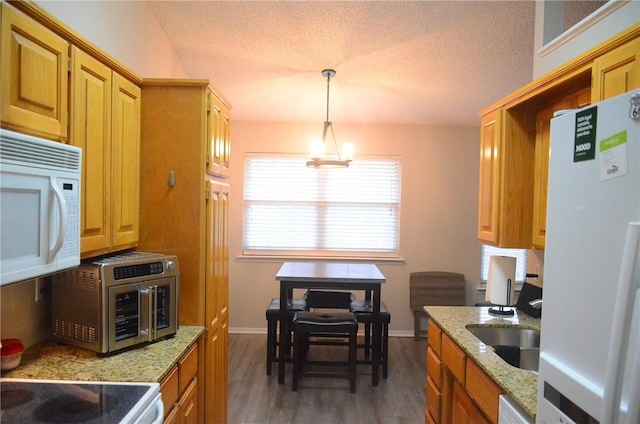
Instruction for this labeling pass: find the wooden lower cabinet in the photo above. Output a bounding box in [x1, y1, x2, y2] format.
[452, 380, 490, 424]
[161, 339, 203, 424]
[425, 321, 502, 424]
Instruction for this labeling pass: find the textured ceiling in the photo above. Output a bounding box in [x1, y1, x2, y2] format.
[147, 1, 536, 126]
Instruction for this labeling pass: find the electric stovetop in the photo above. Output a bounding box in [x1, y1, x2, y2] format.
[0, 378, 159, 423]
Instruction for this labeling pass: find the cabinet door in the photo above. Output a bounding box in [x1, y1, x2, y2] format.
[70, 47, 112, 254]
[179, 378, 198, 424]
[592, 38, 640, 102]
[466, 360, 501, 424]
[111, 73, 140, 248]
[205, 180, 229, 424]
[451, 380, 476, 424]
[477, 110, 501, 245]
[1, 3, 68, 140]
[207, 93, 231, 178]
[451, 379, 492, 424]
[426, 376, 442, 423]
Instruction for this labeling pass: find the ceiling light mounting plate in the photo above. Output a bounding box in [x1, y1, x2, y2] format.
[322, 69, 336, 79]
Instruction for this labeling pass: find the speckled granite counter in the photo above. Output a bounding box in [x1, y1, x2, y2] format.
[1, 326, 204, 383]
[424, 306, 540, 419]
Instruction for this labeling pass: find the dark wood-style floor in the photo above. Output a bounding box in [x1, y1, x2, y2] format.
[228, 334, 427, 424]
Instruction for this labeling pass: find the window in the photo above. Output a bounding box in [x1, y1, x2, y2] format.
[243, 154, 401, 257]
[480, 245, 527, 282]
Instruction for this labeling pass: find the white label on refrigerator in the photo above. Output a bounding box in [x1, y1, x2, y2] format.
[600, 130, 628, 181]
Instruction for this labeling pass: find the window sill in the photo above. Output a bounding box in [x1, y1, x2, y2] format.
[236, 254, 406, 265]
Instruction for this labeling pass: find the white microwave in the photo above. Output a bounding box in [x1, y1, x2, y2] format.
[0, 129, 82, 286]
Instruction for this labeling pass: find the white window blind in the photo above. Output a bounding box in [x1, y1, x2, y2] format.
[480, 245, 528, 282]
[243, 155, 401, 257]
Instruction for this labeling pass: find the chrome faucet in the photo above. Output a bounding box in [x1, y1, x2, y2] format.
[529, 299, 543, 309]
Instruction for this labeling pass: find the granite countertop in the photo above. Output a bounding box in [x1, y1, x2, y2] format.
[1, 326, 204, 383]
[424, 306, 540, 419]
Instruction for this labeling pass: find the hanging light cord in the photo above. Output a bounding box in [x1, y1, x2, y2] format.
[322, 71, 342, 160]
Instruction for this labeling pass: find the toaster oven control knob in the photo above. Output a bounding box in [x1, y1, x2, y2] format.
[166, 261, 176, 271]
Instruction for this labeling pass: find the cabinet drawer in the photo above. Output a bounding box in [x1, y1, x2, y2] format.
[179, 343, 198, 393]
[160, 366, 179, 417]
[466, 360, 502, 424]
[426, 375, 442, 424]
[427, 319, 442, 356]
[426, 347, 442, 389]
[442, 333, 465, 383]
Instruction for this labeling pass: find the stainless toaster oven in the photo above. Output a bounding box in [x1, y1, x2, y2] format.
[52, 251, 179, 354]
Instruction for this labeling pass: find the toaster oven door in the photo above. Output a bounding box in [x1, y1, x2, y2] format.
[148, 276, 178, 340]
[108, 282, 152, 352]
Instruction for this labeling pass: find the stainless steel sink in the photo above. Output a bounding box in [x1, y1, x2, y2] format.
[465, 325, 540, 371]
[466, 326, 540, 348]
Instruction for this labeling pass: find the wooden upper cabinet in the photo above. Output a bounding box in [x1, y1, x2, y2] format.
[111, 73, 141, 248]
[477, 107, 535, 248]
[70, 47, 112, 252]
[592, 38, 640, 102]
[207, 91, 231, 178]
[477, 110, 501, 246]
[70, 47, 140, 257]
[1, 3, 68, 140]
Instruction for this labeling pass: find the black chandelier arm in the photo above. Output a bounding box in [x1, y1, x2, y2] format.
[326, 73, 331, 122]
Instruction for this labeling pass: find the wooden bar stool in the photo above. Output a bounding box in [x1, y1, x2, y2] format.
[292, 311, 358, 393]
[350, 299, 391, 379]
[265, 297, 307, 375]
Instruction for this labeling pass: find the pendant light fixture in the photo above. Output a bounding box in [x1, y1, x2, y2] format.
[306, 69, 354, 168]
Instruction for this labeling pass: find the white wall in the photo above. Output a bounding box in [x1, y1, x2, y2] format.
[35, 1, 189, 79]
[533, 1, 640, 78]
[228, 122, 482, 336]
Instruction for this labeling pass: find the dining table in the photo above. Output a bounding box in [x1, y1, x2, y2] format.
[274, 262, 386, 386]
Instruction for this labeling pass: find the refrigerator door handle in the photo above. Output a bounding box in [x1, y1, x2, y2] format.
[601, 222, 640, 423]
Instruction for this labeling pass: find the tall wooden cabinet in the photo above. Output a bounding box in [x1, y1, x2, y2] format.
[139, 79, 231, 424]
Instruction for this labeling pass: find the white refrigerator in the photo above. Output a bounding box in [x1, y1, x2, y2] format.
[537, 90, 640, 423]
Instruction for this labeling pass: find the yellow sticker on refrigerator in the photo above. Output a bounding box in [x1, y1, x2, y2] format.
[600, 130, 628, 181]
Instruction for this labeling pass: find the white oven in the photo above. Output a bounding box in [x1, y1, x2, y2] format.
[0, 378, 163, 423]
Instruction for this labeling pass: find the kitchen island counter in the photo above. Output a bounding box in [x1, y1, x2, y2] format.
[1, 326, 204, 383]
[424, 306, 540, 419]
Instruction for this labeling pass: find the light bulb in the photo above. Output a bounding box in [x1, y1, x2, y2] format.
[341, 142, 354, 161]
[310, 139, 324, 159]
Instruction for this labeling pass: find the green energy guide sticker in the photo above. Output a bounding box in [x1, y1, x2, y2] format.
[600, 130, 628, 181]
